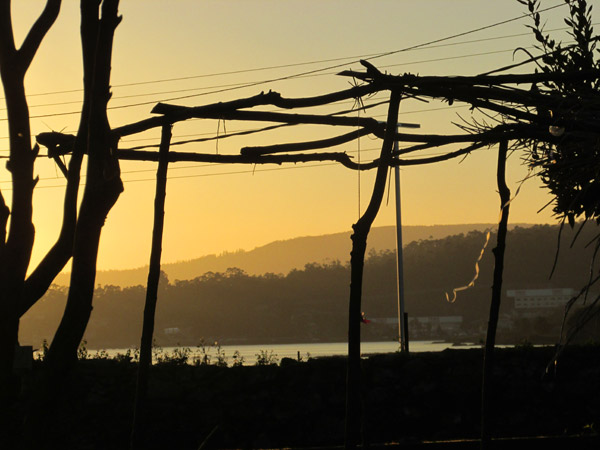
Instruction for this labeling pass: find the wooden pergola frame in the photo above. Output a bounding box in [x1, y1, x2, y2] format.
[35, 60, 600, 450]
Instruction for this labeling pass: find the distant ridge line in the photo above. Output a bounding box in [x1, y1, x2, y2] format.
[54, 223, 538, 287]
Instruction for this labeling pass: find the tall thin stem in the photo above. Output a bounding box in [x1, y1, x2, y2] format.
[481, 140, 510, 449]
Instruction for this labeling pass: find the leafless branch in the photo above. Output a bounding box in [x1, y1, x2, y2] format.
[394, 142, 487, 166]
[18, 0, 62, 71]
[241, 128, 373, 156]
[117, 148, 378, 171]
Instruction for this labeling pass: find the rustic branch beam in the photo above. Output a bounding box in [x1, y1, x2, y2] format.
[117, 148, 379, 171]
[115, 85, 380, 137]
[121, 123, 291, 152]
[151, 107, 385, 130]
[139, 107, 554, 146]
[122, 101, 391, 152]
[403, 83, 546, 109]
[393, 142, 487, 166]
[152, 84, 380, 116]
[241, 128, 373, 156]
[113, 115, 171, 138]
[339, 62, 600, 88]
[46, 120, 553, 162]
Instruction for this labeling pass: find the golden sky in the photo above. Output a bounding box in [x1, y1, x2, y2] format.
[1, 1, 572, 271]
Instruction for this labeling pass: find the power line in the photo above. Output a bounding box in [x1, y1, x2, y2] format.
[0, 38, 559, 122]
[3, 35, 573, 114]
[0, 2, 568, 106]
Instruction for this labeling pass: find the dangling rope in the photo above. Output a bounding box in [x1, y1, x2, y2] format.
[357, 107, 361, 218]
[445, 154, 534, 303]
[216, 118, 226, 154]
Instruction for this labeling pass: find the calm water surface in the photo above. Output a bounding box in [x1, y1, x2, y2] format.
[98, 340, 480, 365]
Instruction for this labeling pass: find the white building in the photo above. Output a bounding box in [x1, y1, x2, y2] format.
[506, 288, 577, 310]
[410, 316, 463, 332]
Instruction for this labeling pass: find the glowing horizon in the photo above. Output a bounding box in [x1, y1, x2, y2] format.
[2, 1, 569, 271]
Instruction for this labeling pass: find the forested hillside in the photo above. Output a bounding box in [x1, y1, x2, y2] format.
[53, 224, 508, 287]
[21, 225, 598, 349]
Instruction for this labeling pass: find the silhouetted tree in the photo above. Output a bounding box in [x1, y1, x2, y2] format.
[517, 0, 599, 226]
[0, 0, 62, 401]
[41, 0, 123, 386]
[12, 1, 123, 446]
[0, 0, 122, 402]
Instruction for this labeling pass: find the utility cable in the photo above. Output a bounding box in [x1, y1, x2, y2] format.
[0, 2, 568, 104]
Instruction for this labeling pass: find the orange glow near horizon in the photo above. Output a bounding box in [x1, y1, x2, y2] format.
[2, 1, 568, 271]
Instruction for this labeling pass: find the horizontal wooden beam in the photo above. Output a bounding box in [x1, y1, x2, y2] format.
[116, 148, 379, 171]
[241, 128, 373, 156]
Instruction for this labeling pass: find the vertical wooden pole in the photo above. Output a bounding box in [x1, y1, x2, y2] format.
[393, 131, 408, 353]
[131, 123, 172, 450]
[403, 312, 409, 352]
[346, 89, 401, 450]
[481, 140, 510, 449]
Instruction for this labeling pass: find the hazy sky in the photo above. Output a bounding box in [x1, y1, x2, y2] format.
[1, 1, 574, 270]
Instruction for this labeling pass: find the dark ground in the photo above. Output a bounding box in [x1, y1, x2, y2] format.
[5, 345, 600, 449]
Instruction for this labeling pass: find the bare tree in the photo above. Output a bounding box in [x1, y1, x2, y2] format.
[43, 0, 122, 379]
[0, 0, 62, 399]
[20, 1, 123, 446]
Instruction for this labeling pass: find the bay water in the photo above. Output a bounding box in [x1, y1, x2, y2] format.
[93, 340, 481, 365]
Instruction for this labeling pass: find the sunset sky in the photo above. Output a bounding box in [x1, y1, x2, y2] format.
[1, 1, 574, 271]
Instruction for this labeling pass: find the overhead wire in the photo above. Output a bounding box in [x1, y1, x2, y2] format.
[0, 9, 571, 103]
[0, 1, 570, 184]
[0, 1, 570, 121]
[0, 45, 535, 119]
[0, 20, 584, 113]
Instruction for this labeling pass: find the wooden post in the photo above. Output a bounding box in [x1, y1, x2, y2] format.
[345, 89, 401, 450]
[131, 123, 172, 450]
[481, 140, 510, 449]
[403, 312, 409, 353]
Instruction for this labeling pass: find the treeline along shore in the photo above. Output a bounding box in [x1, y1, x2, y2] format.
[20, 224, 600, 350]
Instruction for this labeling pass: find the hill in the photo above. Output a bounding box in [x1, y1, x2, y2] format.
[54, 223, 533, 287]
[23, 223, 599, 350]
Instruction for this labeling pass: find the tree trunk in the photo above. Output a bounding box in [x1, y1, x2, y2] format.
[20, 0, 106, 317]
[131, 124, 171, 450]
[345, 89, 401, 450]
[0, 0, 61, 401]
[44, 0, 122, 376]
[481, 140, 510, 449]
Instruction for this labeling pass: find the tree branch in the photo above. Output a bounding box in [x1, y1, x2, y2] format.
[0, 189, 8, 249]
[0, 0, 16, 63]
[241, 128, 373, 156]
[121, 123, 290, 151]
[117, 148, 379, 171]
[339, 61, 600, 88]
[151, 83, 379, 116]
[393, 142, 488, 166]
[20, 148, 83, 317]
[17, 0, 61, 71]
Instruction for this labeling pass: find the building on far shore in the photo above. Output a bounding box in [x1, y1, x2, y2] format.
[507, 288, 577, 317]
[369, 316, 463, 339]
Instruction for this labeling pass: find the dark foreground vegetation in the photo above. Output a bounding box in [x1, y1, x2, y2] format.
[3, 345, 599, 449]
